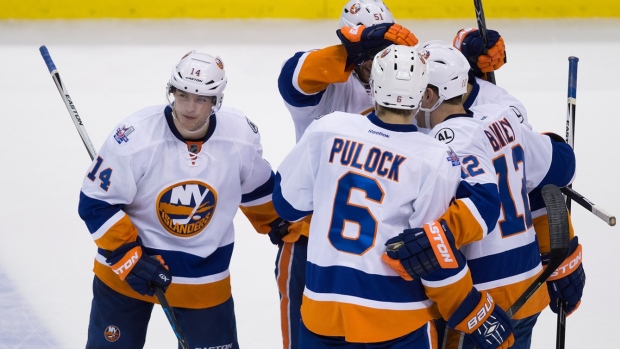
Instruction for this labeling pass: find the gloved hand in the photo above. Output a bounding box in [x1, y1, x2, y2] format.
[106, 238, 172, 296]
[337, 23, 418, 66]
[453, 28, 506, 77]
[382, 219, 459, 280]
[545, 236, 585, 316]
[447, 289, 515, 349]
[267, 217, 291, 246]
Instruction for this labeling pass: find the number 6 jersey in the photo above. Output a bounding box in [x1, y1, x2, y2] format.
[273, 111, 501, 343]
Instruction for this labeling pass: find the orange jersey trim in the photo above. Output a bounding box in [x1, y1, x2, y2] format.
[239, 201, 279, 234]
[439, 200, 484, 248]
[297, 45, 353, 94]
[94, 260, 231, 309]
[485, 270, 550, 319]
[94, 213, 139, 250]
[533, 212, 575, 254]
[300, 295, 436, 343]
[424, 268, 474, 320]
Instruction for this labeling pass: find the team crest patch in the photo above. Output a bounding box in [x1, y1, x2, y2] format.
[446, 147, 460, 166]
[381, 48, 391, 58]
[114, 125, 135, 144]
[349, 3, 361, 14]
[215, 57, 224, 70]
[156, 181, 217, 237]
[104, 325, 120, 342]
[420, 50, 430, 62]
[434, 127, 454, 143]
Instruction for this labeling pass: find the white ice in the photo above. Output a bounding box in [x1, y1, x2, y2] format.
[0, 18, 618, 348]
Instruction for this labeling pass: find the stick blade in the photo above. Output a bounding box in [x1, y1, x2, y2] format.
[542, 184, 571, 264]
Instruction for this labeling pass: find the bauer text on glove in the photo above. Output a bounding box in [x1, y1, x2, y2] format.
[448, 289, 515, 349]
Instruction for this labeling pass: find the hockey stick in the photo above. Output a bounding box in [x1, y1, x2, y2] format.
[560, 58, 616, 226]
[564, 56, 579, 213]
[506, 184, 570, 319]
[557, 55, 579, 349]
[473, 0, 496, 84]
[39, 45, 190, 349]
[560, 187, 615, 226]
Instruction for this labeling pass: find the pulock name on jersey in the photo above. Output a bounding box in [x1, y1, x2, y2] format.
[328, 137, 406, 182]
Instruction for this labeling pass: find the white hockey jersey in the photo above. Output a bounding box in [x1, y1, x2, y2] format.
[465, 73, 532, 129]
[278, 45, 374, 141]
[429, 103, 576, 318]
[78, 105, 278, 308]
[273, 111, 500, 342]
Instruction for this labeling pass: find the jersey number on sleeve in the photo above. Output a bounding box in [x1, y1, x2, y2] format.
[86, 156, 113, 191]
[329, 172, 384, 255]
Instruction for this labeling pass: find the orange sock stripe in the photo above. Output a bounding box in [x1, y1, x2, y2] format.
[277, 242, 294, 349]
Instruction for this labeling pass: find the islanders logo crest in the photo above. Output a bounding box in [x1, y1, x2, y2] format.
[349, 3, 361, 14]
[104, 325, 120, 342]
[156, 181, 217, 237]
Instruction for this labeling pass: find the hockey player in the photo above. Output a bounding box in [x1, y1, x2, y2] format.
[274, 44, 514, 349]
[273, 2, 509, 348]
[396, 41, 582, 349]
[273, 1, 416, 347]
[78, 50, 296, 348]
[452, 33, 586, 331]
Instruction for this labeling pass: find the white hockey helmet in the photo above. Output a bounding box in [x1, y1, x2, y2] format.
[167, 50, 227, 114]
[339, 0, 395, 28]
[369, 45, 429, 110]
[419, 40, 469, 101]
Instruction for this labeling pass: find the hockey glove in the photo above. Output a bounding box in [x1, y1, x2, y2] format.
[337, 23, 418, 66]
[453, 28, 506, 77]
[382, 220, 459, 280]
[267, 217, 290, 246]
[106, 238, 172, 296]
[544, 236, 585, 316]
[447, 289, 515, 349]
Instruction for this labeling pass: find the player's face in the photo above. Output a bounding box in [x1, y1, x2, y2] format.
[354, 60, 373, 84]
[172, 90, 213, 132]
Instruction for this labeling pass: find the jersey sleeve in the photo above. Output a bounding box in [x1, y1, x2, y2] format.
[277, 45, 353, 107]
[439, 140, 501, 248]
[78, 136, 140, 252]
[238, 119, 281, 234]
[272, 122, 320, 222]
[523, 130, 576, 218]
[406, 145, 479, 320]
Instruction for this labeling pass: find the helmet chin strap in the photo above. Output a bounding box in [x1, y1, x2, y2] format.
[418, 95, 444, 131]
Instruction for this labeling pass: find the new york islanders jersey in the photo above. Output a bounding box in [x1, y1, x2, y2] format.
[273, 111, 499, 343]
[78, 105, 277, 309]
[465, 73, 532, 130]
[429, 103, 576, 319]
[277, 45, 374, 141]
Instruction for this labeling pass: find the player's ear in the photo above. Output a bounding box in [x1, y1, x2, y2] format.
[423, 87, 433, 103]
